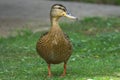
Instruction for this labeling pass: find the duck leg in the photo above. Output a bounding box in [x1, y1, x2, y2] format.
[48, 64, 52, 77]
[61, 63, 67, 77]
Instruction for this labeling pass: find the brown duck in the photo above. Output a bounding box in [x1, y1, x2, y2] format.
[36, 4, 77, 77]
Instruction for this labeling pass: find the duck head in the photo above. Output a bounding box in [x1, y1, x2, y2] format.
[50, 4, 77, 21]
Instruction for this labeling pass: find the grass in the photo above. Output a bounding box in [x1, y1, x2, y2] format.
[0, 17, 120, 80]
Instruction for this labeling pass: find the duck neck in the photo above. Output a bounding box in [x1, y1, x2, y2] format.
[50, 17, 59, 27]
[50, 17, 63, 34]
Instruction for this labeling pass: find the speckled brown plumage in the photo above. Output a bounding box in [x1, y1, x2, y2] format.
[36, 25, 72, 64]
[36, 4, 77, 77]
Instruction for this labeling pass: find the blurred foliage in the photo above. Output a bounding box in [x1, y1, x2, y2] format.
[54, 0, 120, 5]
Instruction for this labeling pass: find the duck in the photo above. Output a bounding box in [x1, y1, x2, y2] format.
[36, 4, 77, 77]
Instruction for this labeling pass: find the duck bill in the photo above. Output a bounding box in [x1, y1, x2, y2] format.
[65, 12, 77, 20]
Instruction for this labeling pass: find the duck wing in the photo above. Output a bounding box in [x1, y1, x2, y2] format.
[64, 33, 72, 43]
[40, 32, 48, 39]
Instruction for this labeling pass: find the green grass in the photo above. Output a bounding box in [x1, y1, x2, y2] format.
[0, 17, 120, 80]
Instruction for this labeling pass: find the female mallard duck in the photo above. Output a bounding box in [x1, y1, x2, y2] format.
[36, 4, 77, 77]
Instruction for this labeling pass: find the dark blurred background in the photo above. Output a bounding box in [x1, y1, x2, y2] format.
[54, 0, 120, 5]
[0, 0, 120, 37]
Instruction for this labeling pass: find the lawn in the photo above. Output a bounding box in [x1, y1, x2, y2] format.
[0, 17, 120, 80]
